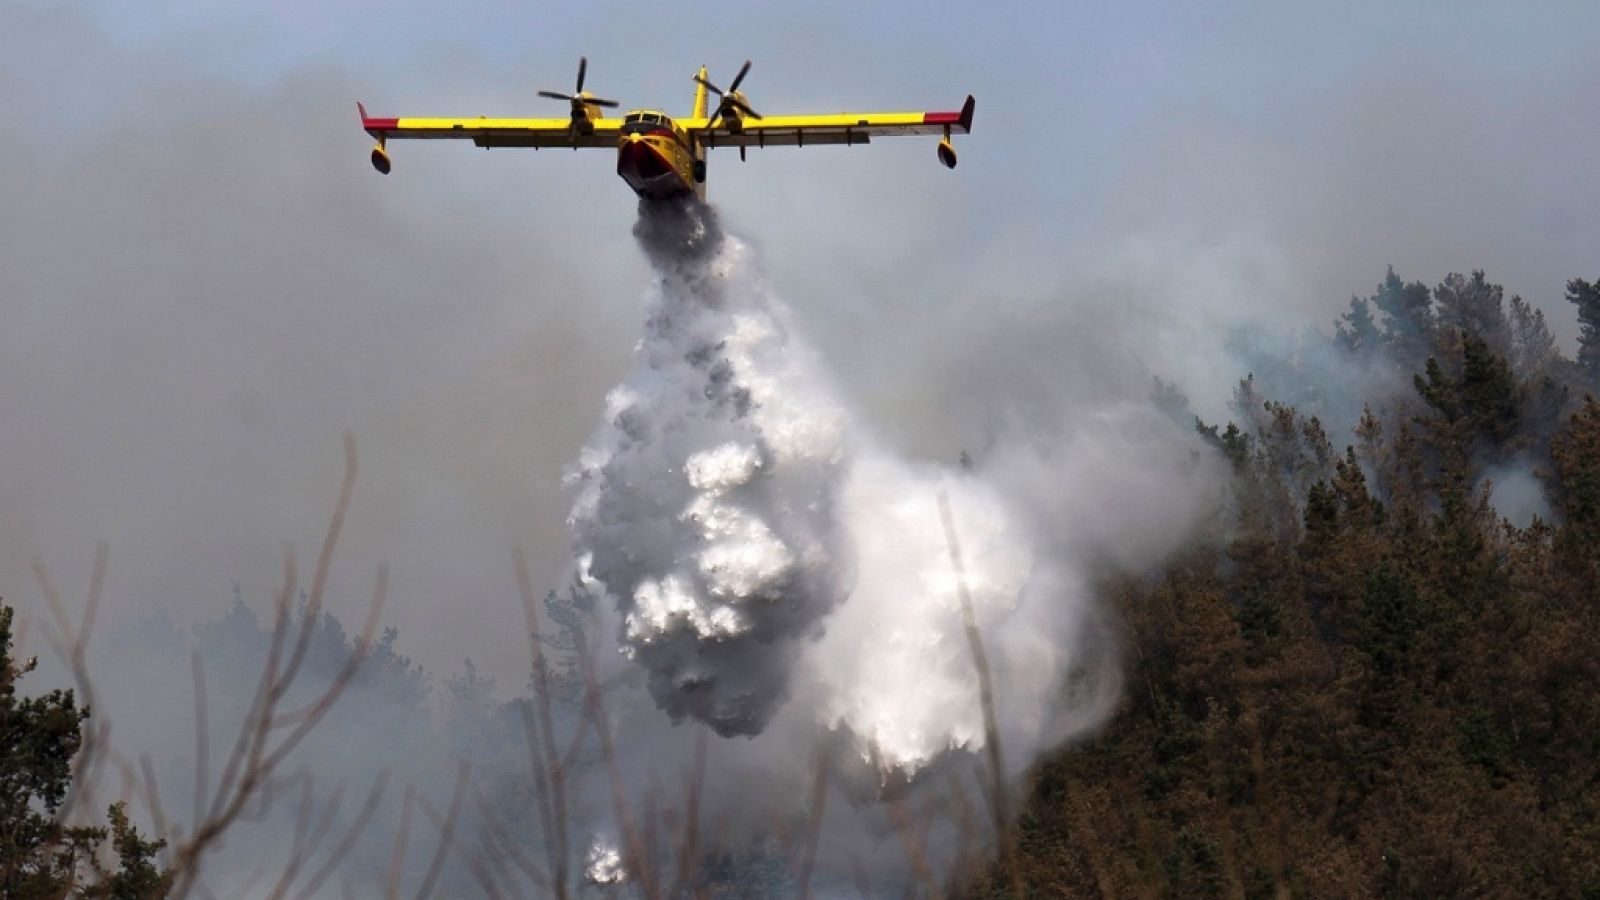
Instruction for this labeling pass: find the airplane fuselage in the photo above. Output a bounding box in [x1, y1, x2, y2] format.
[616, 111, 701, 200]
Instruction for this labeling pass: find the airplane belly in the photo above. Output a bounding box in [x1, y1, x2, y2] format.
[616, 135, 693, 198]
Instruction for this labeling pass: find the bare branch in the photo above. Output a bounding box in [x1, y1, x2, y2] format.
[409, 763, 470, 900]
[473, 784, 550, 891]
[288, 770, 392, 900]
[139, 755, 174, 854]
[265, 775, 346, 900]
[414, 770, 501, 900]
[275, 434, 358, 704]
[191, 652, 211, 839]
[668, 728, 708, 899]
[164, 436, 384, 899]
[580, 627, 659, 900]
[516, 548, 570, 899]
[796, 745, 830, 900]
[33, 543, 110, 825]
[384, 786, 415, 900]
[207, 549, 297, 828]
[883, 783, 939, 900]
[938, 491, 1020, 895]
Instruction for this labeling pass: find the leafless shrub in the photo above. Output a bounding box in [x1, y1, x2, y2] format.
[25, 436, 474, 899]
[21, 440, 1028, 899]
[939, 491, 1023, 897]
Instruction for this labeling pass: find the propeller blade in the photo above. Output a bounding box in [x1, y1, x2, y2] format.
[694, 75, 725, 97]
[538, 90, 575, 101]
[728, 59, 752, 93]
[727, 98, 762, 120]
[588, 97, 620, 109]
[576, 56, 587, 92]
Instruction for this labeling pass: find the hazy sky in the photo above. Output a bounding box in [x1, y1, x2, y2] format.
[5, 0, 1599, 686]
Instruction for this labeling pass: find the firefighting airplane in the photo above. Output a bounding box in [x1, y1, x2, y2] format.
[358, 58, 975, 201]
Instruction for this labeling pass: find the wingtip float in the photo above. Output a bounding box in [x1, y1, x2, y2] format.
[356, 59, 975, 200]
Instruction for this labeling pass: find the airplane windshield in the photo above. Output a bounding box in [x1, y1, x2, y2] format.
[621, 112, 675, 135]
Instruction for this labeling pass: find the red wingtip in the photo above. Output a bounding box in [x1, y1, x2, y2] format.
[924, 96, 977, 133]
[357, 103, 399, 136]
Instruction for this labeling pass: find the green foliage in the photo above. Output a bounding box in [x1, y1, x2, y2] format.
[1551, 395, 1600, 574]
[1336, 295, 1382, 356]
[1162, 827, 1223, 898]
[1, 601, 87, 897]
[1567, 277, 1600, 383]
[1507, 294, 1557, 379]
[77, 803, 170, 900]
[1371, 266, 1435, 370]
[1433, 271, 1510, 358]
[0, 602, 170, 898]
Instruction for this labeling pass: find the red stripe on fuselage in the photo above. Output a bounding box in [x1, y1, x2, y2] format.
[625, 123, 692, 151]
[617, 138, 692, 198]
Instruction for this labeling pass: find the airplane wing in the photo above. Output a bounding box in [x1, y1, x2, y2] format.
[359, 103, 622, 150]
[693, 95, 974, 149]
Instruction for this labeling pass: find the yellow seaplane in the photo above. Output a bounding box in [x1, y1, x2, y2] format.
[358, 58, 974, 201]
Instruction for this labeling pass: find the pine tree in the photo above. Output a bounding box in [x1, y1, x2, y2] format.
[1336, 296, 1382, 357]
[1506, 294, 1556, 380]
[0, 602, 168, 899]
[1566, 277, 1600, 384]
[1550, 395, 1600, 576]
[1433, 271, 1510, 357]
[1370, 266, 1435, 371]
[0, 602, 88, 897]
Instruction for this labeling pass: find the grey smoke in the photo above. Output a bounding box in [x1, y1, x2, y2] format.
[570, 202, 850, 736]
[570, 201, 1179, 783]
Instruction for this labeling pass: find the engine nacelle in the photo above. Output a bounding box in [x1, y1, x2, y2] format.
[370, 142, 392, 175]
[937, 137, 957, 169]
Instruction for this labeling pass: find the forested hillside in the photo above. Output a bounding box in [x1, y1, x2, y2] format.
[7, 268, 1600, 898]
[967, 271, 1600, 898]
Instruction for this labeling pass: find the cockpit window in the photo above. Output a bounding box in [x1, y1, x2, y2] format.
[622, 112, 677, 135]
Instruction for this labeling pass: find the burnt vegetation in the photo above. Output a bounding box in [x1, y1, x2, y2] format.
[966, 270, 1600, 898]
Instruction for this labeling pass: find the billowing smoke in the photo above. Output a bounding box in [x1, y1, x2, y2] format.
[570, 200, 1073, 773]
[570, 202, 850, 736]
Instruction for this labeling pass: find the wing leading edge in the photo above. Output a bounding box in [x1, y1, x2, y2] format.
[358, 102, 622, 149]
[694, 94, 974, 149]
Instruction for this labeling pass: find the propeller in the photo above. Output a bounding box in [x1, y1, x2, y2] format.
[695, 60, 763, 129]
[538, 56, 620, 109]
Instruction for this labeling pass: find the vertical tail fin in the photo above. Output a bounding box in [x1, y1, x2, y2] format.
[692, 65, 710, 201]
[692, 65, 709, 120]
